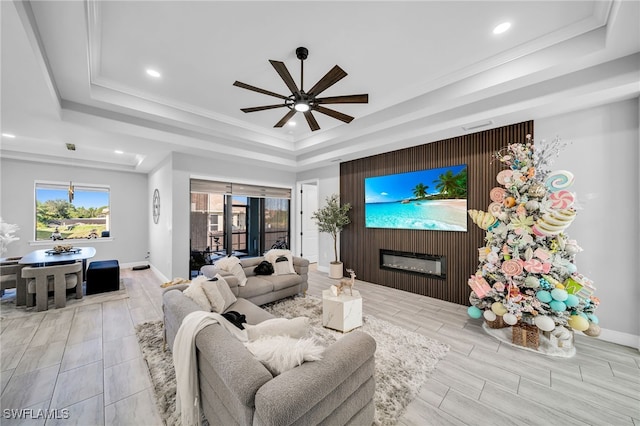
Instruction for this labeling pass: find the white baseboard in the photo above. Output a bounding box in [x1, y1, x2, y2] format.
[119, 261, 148, 269]
[119, 262, 170, 285]
[599, 327, 640, 350]
[149, 264, 170, 284]
[317, 265, 328, 273]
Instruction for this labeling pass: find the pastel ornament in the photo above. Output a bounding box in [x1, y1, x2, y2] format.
[524, 276, 541, 288]
[527, 182, 547, 198]
[534, 247, 551, 261]
[566, 263, 578, 274]
[468, 209, 498, 230]
[534, 315, 556, 332]
[503, 196, 516, 208]
[483, 310, 497, 321]
[583, 323, 601, 337]
[536, 290, 553, 303]
[550, 288, 568, 302]
[491, 302, 508, 316]
[564, 294, 579, 308]
[478, 247, 491, 261]
[587, 314, 599, 325]
[549, 300, 567, 312]
[496, 170, 513, 186]
[467, 306, 483, 319]
[523, 259, 544, 273]
[564, 241, 583, 256]
[545, 170, 575, 192]
[525, 200, 540, 211]
[549, 190, 575, 209]
[488, 202, 503, 217]
[468, 275, 492, 298]
[490, 187, 506, 202]
[492, 281, 506, 292]
[502, 259, 524, 277]
[503, 313, 518, 325]
[568, 315, 589, 331]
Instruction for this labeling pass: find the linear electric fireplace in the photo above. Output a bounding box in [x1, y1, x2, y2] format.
[380, 249, 446, 279]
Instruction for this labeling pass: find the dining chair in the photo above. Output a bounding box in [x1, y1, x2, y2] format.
[21, 262, 83, 311]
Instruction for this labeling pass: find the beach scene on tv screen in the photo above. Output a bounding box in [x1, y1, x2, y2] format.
[365, 164, 468, 231]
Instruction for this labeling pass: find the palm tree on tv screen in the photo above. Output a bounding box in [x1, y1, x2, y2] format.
[412, 183, 428, 199]
[434, 168, 467, 198]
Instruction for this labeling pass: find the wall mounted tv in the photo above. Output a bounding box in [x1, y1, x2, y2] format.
[365, 164, 468, 231]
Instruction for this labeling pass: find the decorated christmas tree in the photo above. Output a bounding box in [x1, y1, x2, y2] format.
[466, 135, 600, 350]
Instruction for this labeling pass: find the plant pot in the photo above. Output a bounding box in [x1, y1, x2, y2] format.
[329, 262, 344, 279]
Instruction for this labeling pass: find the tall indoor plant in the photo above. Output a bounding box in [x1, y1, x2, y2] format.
[311, 193, 351, 278]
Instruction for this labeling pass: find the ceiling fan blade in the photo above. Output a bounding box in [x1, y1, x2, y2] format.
[233, 81, 289, 100]
[274, 109, 297, 128]
[241, 104, 287, 113]
[269, 60, 300, 95]
[307, 65, 347, 97]
[303, 111, 320, 131]
[316, 94, 368, 104]
[314, 106, 354, 123]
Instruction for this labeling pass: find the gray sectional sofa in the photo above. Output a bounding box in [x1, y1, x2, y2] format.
[200, 255, 310, 306]
[162, 255, 377, 426]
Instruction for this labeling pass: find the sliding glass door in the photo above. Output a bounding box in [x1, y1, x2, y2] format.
[190, 179, 291, 274]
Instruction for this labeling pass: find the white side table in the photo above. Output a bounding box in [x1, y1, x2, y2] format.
[322, 289, 363, 332]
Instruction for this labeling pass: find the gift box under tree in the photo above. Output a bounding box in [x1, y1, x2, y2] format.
[512, 322, 539, 350]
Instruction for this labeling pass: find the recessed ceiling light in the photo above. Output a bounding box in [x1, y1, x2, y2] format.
[115, 150, 124, 154]
[288, 121, 296, 127]
[146, 68, 161, 78]
[2, 133, 16, 138]
[493, 22, 511, 35]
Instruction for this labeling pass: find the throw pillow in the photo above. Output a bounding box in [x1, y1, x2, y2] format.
[244, 317, 309, 342]
[214, 256, 248, 286]
[183, 276, 211, 311]
[202, 274, 237, 313]
[244, 336, 324, 375]
[254, 260, 274, 276]
[273, 255, 293, 276]
[264, 249, 296, 275]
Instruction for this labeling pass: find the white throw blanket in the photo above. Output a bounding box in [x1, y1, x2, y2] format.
[173, 311, 247, 426]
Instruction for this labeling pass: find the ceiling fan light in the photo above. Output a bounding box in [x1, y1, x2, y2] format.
[294, 101, 310, 112]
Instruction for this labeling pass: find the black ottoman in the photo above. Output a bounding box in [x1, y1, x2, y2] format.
[86, 260, 120, 295]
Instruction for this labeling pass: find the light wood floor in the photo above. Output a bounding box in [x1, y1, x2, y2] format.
[1, 267, 638, 425]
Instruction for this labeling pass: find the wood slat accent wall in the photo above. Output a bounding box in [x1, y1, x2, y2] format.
[339, 121, 533, 305]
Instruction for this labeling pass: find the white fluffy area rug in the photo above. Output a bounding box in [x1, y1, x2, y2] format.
[136, 295, 449, 426]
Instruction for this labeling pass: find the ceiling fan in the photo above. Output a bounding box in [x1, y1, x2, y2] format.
[233, 47, 368, 131]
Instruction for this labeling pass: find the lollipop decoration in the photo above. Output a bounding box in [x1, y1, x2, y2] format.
[544, 170, 574, 192]
[490, 187, 506, 202]
[466, 135, 600, 353]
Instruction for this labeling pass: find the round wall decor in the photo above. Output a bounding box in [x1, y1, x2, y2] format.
[153, 188, 160, 224]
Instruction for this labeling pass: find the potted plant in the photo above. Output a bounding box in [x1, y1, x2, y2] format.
[311, 193, 351, 279]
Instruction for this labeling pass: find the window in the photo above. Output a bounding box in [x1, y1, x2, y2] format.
[189, 179, 291, 271]
[35, 182, 111, 241]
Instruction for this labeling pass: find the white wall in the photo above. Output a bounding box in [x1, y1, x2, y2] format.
[536, 98, 640, 347]
[296, 164, 340, 272]
[148, 155, 174, 281]
[0, 158, 148, 265]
